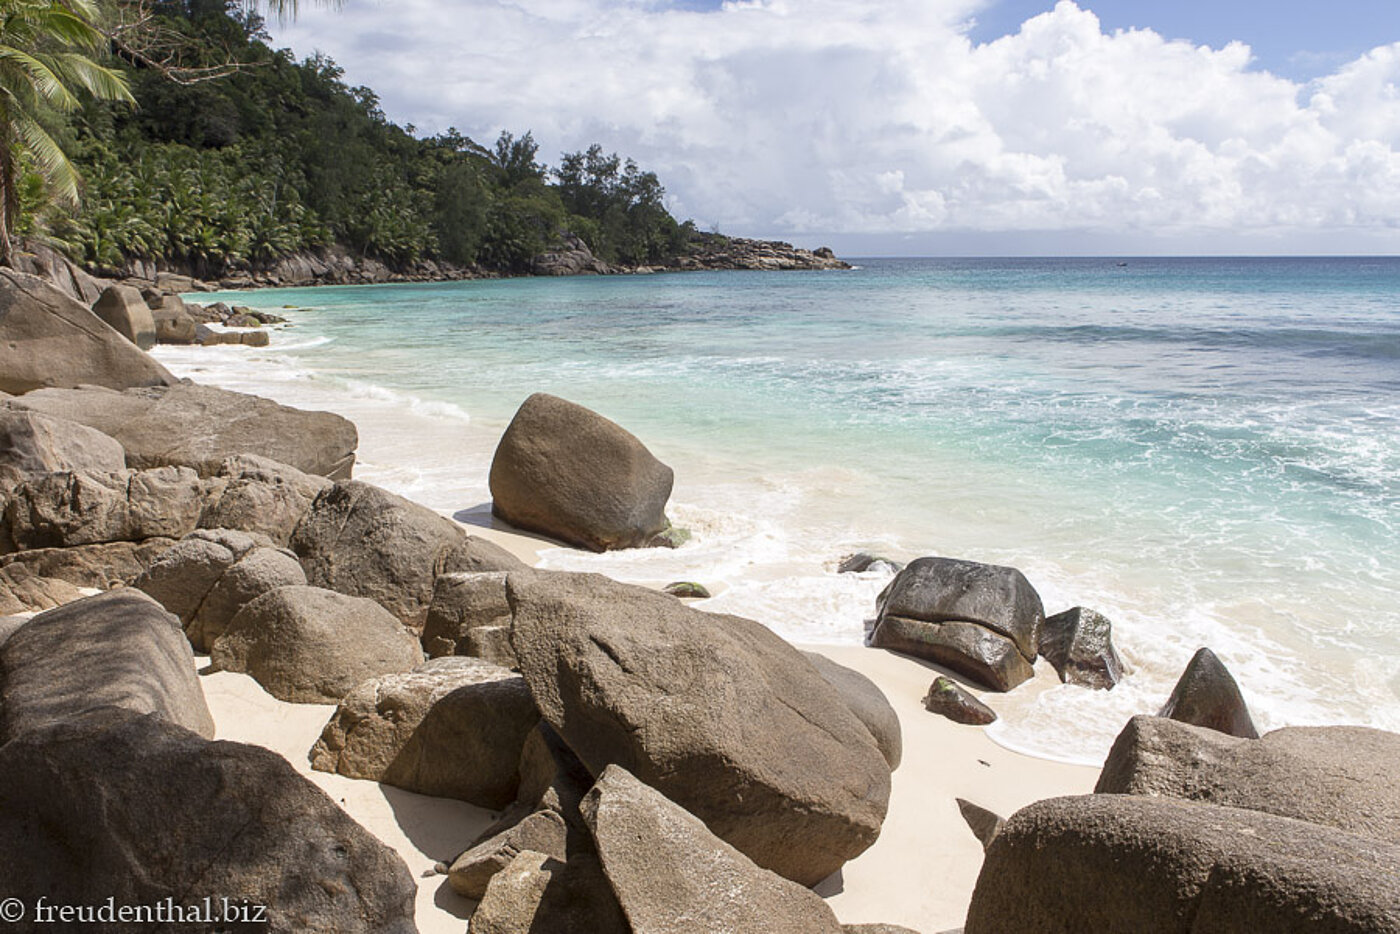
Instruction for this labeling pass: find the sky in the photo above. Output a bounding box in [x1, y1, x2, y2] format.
[269, 0, 1400, 255]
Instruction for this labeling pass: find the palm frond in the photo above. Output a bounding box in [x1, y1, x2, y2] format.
[14, 111, 79, 204]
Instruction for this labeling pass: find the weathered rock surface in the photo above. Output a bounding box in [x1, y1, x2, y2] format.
[0, 565, 83, 615]
[584, 765, 845, 933]
[922, 676, 997, 725]
[669, 237, 852, 271]
[804, 650, 903, 770]
[875, 557, 1044, 661]
[870, 614, 1034, 692]
[1159, 646, 1259, 738]
[508, 569, 891, 886]
[9, 382, 358, 479]
[0, 409, 126, 477]
[1097, 715, 1400, 844]
[838, 552, 905, 574]
[448, 809, 570, 899]
[2, 465, 203, 552]
[291, 481, 520, 627]
[211, 585, 423, 703]
[0, 710, 418, 934]
[0, 589, 213, 741]
[489, 393, 674, 551]
[662, 580, 711, 598]
[12, 239, 112, 304]
[421, 571, 512, 658]
[92, 284, 157, 350]
[963, 794, 1400, 934]
[470, 849, 626, 934]
[0, 538, 175, 589]
[199, 454, 331, 545]
[1039, 606, 1125, 689]
[0, 268, 177, 395]
[310, 656, 538, 807]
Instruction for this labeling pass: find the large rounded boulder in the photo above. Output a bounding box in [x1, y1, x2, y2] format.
[92, 284, 157, 351]
[489, 393, 674, 551]
[507, 569, 890, 886]
[210, 585, 423, 703]
[868, 556, 1042, 691]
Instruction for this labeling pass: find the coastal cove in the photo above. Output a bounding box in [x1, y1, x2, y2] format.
[167, 255, 1400, 766]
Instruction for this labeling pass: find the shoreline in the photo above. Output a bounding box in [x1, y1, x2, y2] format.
[148, 322, 1100, 932]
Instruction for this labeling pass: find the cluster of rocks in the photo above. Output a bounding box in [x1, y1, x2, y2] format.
[669, 238, 851, 272]
[961, 657, 1400, 932]
[0, 279, 911, 931]
[868, 556, 1125, 704]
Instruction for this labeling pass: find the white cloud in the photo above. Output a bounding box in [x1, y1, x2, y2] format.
[271, 0, 1400, 248]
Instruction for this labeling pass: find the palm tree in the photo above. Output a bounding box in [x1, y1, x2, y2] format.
[0, 0, 134, 265]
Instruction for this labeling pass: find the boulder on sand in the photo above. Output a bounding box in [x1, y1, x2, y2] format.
[210, 584, 423, 703]
[1038, 606, 1124, 689]
[291, 480, 524, 627]
[868, 557, 1042, 692]
[489, 393, 674, 551]
[963, 794, 1400, 934]
[1158, 646, 1258, 738]
[1096, 715, 1400, 844]
[508, 569, 890, 886]
[310, 656, 539, 808]
[92, 284, 157, 350]
[0, 709, 418, 934]
[581, 764, 844, 934]
[0, 268, 177, 394]
[0, 589, 214, 741]
[922, 675, 997, 725]
[9, 382, 358, 479]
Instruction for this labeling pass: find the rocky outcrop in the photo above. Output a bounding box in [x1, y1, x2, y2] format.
[0, 268, 177, 395]
[291, 480, 522, 627]
[211, 584, 423, 703]
[956, 798, 1007, 851]
[470, 849, 626, 934]
[0, 538, 176, 590]
[12, 239, 113, 304]
[1038, 606, 1124, 689]
[1159, 646, 1259, 738]
[963, 794, 1400, 934]
[149, 293, 198, 343]
[0, 709, 419, 934]
[92, 284, 157, 350]
[581, 765, 845, 934]
[803, 650, 903, 770]
[0, 409, 127, 478]
[198, 454, 332, 546]
[508, 569, 890, 886]
[1096, 715, 1400, 844]
[2, 466, 204, 553]
[668, 237, 852, 271]
[310, 656, 539, 808]
[532, 235, 611, 276]
[8, 383, 359, 479]
[868, 557, 1042, 691]
[0, 590, 213, 741]
[922, 675, 997, 725]
[489, 393, 675, 552]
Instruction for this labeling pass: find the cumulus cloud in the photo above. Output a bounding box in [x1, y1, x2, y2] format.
[270, 0, 1400, 246]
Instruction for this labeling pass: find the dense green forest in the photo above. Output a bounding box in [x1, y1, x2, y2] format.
[33, 0, 700, 275]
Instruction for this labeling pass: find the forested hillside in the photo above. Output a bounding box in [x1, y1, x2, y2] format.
[37, 0, 700, 277]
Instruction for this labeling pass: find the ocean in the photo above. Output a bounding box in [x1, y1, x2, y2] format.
[160, 256, 1400, 765]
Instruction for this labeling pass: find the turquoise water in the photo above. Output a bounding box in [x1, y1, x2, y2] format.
[167, 257, 1400, 763]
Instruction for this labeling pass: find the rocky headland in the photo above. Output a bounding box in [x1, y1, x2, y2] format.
[1, 261, 1396, 933]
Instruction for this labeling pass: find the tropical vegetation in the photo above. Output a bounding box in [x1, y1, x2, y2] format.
[3, 0, 704, 276]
